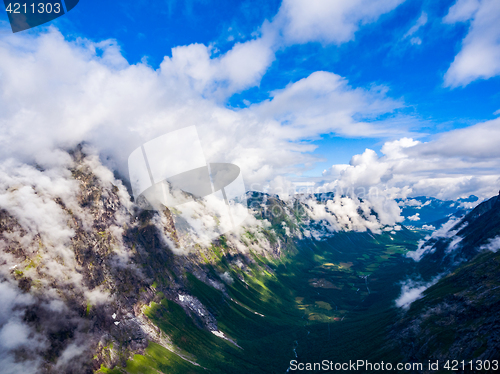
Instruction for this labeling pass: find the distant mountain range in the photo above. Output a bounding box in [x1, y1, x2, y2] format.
[398, 195, 479, 229]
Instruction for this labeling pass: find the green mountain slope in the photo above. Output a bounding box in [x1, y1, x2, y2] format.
[391, 249, 500, 371]
[387, 194, 500, 373]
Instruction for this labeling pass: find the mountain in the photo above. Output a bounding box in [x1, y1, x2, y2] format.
[397, 196, 478, 229]
[392, 250, 500, 368]
[388, 194, 500, 371]
[410, 194, 500, 276]
[1, 148, 499, 374]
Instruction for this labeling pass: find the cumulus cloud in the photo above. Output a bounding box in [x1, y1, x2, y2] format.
[401, 199, 423, 207]
[444, 0, 500, 87]
[252, 72, 410, 138]
[407, 213, 420, 221]
[160, 34, 276, 100]
[0, 28, 418, 192]
[301, 194, 403, 237]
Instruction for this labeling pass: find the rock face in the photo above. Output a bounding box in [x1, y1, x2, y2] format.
[416, 195, 500, 271]
[0, 147, 151, 373]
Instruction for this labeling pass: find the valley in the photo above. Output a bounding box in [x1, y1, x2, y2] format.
[98, 222, 426, 373]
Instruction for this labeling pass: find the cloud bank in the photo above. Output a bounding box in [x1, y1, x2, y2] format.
[0, 24, 417, 193]
[274, 0, 405, 45]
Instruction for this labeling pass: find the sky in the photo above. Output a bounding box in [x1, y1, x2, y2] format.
[0, 0, 499, 200]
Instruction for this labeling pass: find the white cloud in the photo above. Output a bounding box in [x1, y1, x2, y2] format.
[302, 194, 403, 235]
[411, 117, 500, 159]
[274, 0, 405, 45]
[479, 236, 500, 252]
[0, 282, 44, 374]
[406, 217, 463, 261]
[395, 277, 440, 309]
[402, 198, 422, 207]
[444, 0, 500, 87]
[0, 150, 135, 303]
[0, 29, 418, 191]
[252, 72, 411, 139]
[0, 3, 493, 206]
[407, 213, 420, 221]
[160, 34, 276, 100]
[0, 321, 31, 350]
[444, 0, 481, 23]
[446, 236, 463, 253]
[323, 164, 350, 178]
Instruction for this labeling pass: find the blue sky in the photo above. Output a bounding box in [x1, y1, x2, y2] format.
[0, 0, 499, 199]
